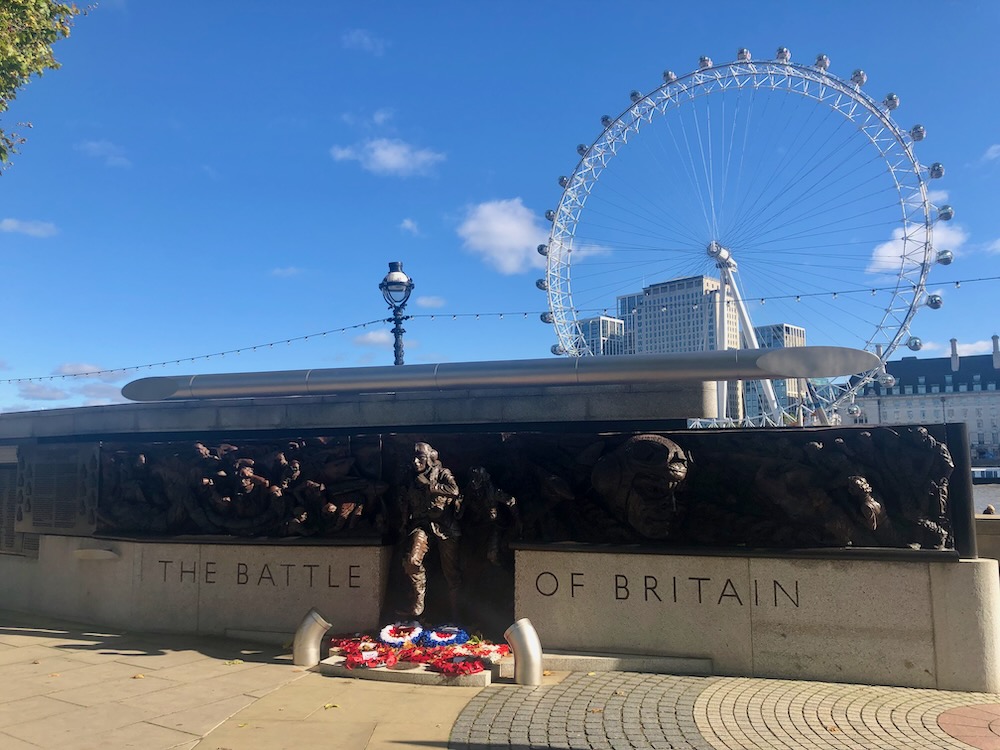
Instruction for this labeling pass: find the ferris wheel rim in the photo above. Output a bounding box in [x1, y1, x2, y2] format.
[543, 56, 937, 413]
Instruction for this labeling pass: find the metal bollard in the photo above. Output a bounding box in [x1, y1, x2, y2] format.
[504, 617, 543, 685]
[292, 608, 332, 667]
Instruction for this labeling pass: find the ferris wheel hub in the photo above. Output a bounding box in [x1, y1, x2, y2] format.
[706, 241, 736, 269]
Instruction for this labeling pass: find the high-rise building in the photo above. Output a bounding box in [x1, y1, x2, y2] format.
[745, 323, 807, 420]
[577, 315, 626, 356]
[616, 275, 741, 354]
[616, 275, 743, 417]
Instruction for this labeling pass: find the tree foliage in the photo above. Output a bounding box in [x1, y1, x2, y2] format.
[0, 0, 79, 169]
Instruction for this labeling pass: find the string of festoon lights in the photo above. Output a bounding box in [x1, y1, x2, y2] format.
[2, 275, 997, 385]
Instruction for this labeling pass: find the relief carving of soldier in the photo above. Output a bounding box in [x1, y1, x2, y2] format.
[399, 442, 463, 619]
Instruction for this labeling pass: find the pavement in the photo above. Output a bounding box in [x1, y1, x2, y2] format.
[3, 610, 1000, 750]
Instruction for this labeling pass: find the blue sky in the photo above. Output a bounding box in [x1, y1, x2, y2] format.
[1, 1, 998, 411]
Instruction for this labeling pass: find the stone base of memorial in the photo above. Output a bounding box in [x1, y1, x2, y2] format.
[0, 535, 390, 639]
[514, 545, 1000, 693]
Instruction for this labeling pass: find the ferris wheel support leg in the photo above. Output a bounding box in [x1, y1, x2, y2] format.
[723, 267, 783, 423]
[715, 288, 728, 420]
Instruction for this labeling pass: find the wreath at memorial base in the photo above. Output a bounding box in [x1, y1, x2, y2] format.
[330, 623, 509, 675]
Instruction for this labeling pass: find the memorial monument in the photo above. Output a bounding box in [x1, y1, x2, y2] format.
[0, 347, 996, 691]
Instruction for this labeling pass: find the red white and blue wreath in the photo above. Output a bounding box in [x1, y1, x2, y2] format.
[379, 621, 423, 647]
[417, 625, 470, 647]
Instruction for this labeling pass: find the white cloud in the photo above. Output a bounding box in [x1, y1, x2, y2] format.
[354, 330, 393, 347]
[340, 108, 394, 128]
[925, 189, 949, 205]
[53, 362, 126, 384]
[957, 340, 995, 356]
[457, 198, 548, 275]
[341, 29, 388, 56]
[570, 242, 612, 261]
[75, 140, 131, 168]
[416, 295, 446, 308]
[270, 267, 302, 277]
[0, 218, 57, 237]
[986, 239, 1000, 255]
[77, 383, 127, 401]
[400, 218, 420, 235]
[54, 362, 101, 376]
[18, 383, 70, 401]
[867, 223, 969, 274]
[982, 144, 1000, 162]
[933, 223, 970, 255]
[330, 138, 445, 177]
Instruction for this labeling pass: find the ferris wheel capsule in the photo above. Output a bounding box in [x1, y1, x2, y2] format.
[936, 249, 954, 265]
[907, 336, 923, 351]
[926, 294, 944, 309]
[544, 209, 556, 222]
[928, 162, 945, 179]
[699, 56, 713, 69]
[910, 124, 926, 141]
[883, 93, 900, 110]
[550, 344, 566, 356]
[558, 176, 569, 188]
[737, 48, 751, 62]
[814, 53, 830, 71]
[540, 311, 554, 323]
[776, 47, 791, 62]
[576, 144, 588, 157]
[663, 70, 677, 83]
[536, 278, 548, 291]
[601, 114, 613, 128]
[847, 403, 862, 417]
[937, 205, 954, 221]
[879, 372, 897, 388]
[537, 244, 549, 256]
[851, 69, 867, 87]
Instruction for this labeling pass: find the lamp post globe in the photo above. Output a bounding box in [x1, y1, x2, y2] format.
[379, 261, 414, 365]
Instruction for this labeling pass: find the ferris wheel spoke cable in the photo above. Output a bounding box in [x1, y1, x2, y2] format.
[722, 105, 863, 242]
[721, 90, 837, 237]
[725, 126, 877, 248]
[575, 183, 709, 247]
[735, 201, 902, 259]
[689, 95, 719, 236]
[740, 177, 900, 244]
[720, 81, 791, 233]
[730, 134, 883, 244]
[664, 109, 716, 236]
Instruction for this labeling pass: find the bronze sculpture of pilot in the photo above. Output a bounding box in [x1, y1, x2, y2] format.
[399, 442, 463, 619]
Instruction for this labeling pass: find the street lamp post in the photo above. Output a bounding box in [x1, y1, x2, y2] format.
[379, 261, 414, 366]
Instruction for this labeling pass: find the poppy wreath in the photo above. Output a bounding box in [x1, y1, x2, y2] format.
[341, 641, 398, 669]
[428, 655, 485, 676]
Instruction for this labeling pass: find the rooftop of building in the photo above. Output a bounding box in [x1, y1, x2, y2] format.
[859, 351, 1000, 396]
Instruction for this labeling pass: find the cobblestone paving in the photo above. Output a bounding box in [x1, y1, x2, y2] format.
[449, 672, 1000, 750]
[451, 672, 717, 750]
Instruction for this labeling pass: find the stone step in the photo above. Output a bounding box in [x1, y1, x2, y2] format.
[497, 651, 713, 678]
[317, 654, 494, 686]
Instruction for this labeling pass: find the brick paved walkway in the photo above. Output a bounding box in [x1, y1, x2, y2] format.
[450, 671, 1000, 750]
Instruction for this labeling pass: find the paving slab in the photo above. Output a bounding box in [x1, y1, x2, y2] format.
[8, 608, 1000, 749]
